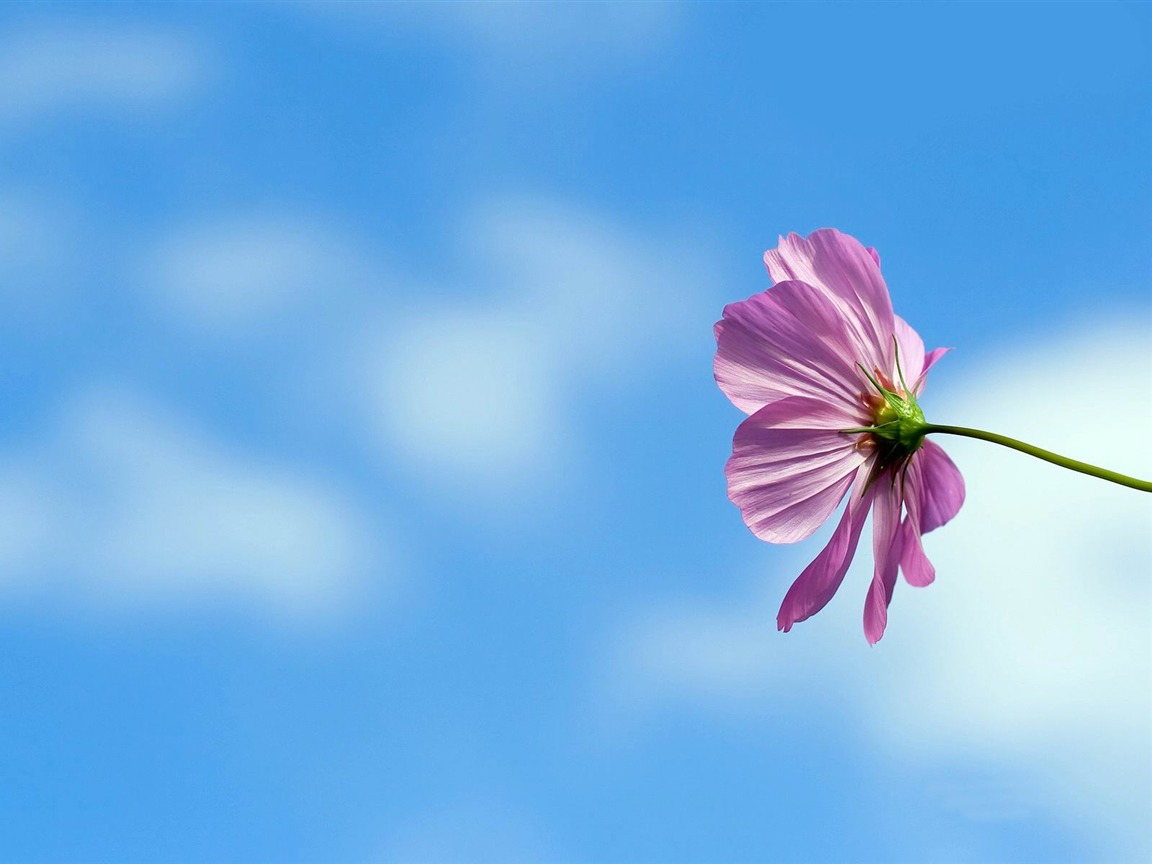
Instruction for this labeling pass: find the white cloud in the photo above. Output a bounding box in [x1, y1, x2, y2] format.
[140, 199, 716, 511]
[469, 199, 707, 382]
[147, 213, 379, 339]
[300, 1, 679, 85]
[0, 385, 391, 623]
[607, 312, 1152, 860]
[370, 305, 561, 491]
[381, 798, 562, 864]
[359, 198, 715, 501]
[0, 24, 207, 128]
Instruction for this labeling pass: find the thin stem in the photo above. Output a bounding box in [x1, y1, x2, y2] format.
[922, 424, 1152, 493]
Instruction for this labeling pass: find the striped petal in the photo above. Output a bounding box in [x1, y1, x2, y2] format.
[726, 396, 869, 544]
[714, 279, 879, 417]
[863, 478, 904, 644]
[764, 229, 895, 376]
[893, 314, 926, 388]
[915, 439, 965, 533]
[900, 456, 936, 588]
[777, 469, 875, 632]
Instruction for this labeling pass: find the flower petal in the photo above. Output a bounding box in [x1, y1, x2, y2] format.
[899, 459, 936, 587]
[763, 229, 895, 375]
[863, 478, 904, 644]
[915, 439, 965, 533]
[913, 347, 951, 394]
[893, 314, 926, 387]
[727, 396, 869, 544]
[900, 522, 935, 588]
[714, 279, 879, 416]
[777, 469, 875, 632]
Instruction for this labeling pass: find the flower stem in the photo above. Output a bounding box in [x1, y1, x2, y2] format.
[922, 424, 1152, 493]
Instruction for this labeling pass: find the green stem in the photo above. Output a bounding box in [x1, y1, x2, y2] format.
[922, 424, 1152, 493]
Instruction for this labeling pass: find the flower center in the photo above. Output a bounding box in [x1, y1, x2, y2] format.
[872, 394, 898, 427]
[841, 338, 933, 481]
[849, 359, 929, 469]
[868, 387, 926, 451]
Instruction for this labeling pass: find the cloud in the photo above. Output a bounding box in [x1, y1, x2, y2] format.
[606, 312, 1152, 860]
[381, 797, 563, 864]
[0, 385, 391, 623]
[300, 1, 680, 85]
[0, 24, 207, 128]
[146, 213, 380, 340]
[139, 198, 717, 515]
[358, 198, 716, 503]
[468, 199, 706, 382]
[369, 305, 562, 492]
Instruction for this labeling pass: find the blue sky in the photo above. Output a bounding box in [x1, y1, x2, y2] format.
[0, 2, 1148, 862]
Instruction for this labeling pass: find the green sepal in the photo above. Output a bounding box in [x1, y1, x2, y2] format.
[852, 359, 929, 455]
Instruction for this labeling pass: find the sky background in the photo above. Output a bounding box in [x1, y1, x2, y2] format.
[0, 2, 1149, 862]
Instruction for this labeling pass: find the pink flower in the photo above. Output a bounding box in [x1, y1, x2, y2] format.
[714, 229, 965, 643]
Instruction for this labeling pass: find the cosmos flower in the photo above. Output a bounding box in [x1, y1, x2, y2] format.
[713, 229, 965, 643]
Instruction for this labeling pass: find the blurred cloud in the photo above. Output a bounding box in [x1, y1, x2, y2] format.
[147, 212, 380, 341]
[606, 312, 1152, 860]
[139, 195, 716, 528]
[0, 385, 389, 622]
[382, 797, 563, 864]
[303, 1, 679, 84]
[0, 23, 208, 129]
[357, 198, 715, 504]
[0, 189, 80, 308]
[468, 199, 706, 382]
[369, 304, 562, 495]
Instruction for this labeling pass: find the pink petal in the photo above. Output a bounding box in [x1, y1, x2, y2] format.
[777, 469, 876, 632]
[714, 279, 880, 417]
[866, 246, 881, 270]
[915, 439, 965, 533]
[900, 522, 935, 587]
[727, 396, 869, 544]
[899, 459, 936, 587]
[893, 315, 926, 387]
[863, 478, 904, 644]
[913, 347, 951, 394]
[763, 229, 895, 375]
